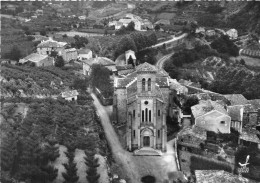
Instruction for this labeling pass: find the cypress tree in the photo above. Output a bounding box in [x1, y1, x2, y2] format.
[62, 148, 79, 183]
[85, 151, 100, 183]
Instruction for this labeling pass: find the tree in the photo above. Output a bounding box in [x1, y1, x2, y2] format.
[126, 21, 135, 31]
[71, 78, 88, 91]
[85, 152, 100, 183]
[55, 56, 65, 67]
[114, 35, 137, 58]
[90, 64, 113, 96]
[51, 51, 58, 58]
[182, 96, 199, 114]
[5, 46, 22, 61]
[63, 34, 68, 38]
[115, 25, 127, 35]
[40, 30, 47, 36]
[128, 55, 135, 67]
[62, 149, 79, 183]
[154, 24, 160, 31]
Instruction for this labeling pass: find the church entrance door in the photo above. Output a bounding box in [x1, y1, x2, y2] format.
[143, 136, 150, 147]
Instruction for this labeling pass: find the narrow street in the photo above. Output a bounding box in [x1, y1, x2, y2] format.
[91, 93, 179, 183]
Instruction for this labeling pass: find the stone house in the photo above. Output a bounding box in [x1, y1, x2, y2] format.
[191, 100, 231, 134]
[226, 28, 238, 40]
[227, 105, 244, 132]
[113, 62, 170, 154]
[82, 57, 116, 76]
[61, 90, 79, 101]
[223, 94, 249, 106]
[205, 30, 216, 37]
[77, 48, 92, 61]
[61, 48, 78, 63]
[19, 53, 54, 67]
[37, 38, 67, 56]
[125, 50, 136, 66]
[177, 125, 207, 152]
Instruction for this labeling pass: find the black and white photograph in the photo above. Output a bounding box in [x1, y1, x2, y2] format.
[1, 0, 260, 183]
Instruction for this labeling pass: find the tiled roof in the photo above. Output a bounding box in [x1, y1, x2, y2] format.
[127, 79, 137, 97]
[136, 62, 157, 73]
[116, 65, 134, 71]
[116, 78, 135, 88]
[227, 105, 244, 122]
[61, 90, 79, 98]
[191, 100, 228, 118]
[78, 48, 92, 54]
[243, 104, 256, 113]
[178, 126, 207, 141]
[195, 170, 255, 183]
[248, 99, 260, 111]
[223, 94, 249, 106]
[83, 57, 115, 66]
[156, 77, 169, 87]
[240, 128, 260, 144]
[22, 53, 48, 63]
[64, 48, 77, 52]
[157, 69, 169, 77]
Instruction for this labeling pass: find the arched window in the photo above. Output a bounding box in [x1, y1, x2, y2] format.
[142, 78, 145, 91]
[148, 78, 151, 91]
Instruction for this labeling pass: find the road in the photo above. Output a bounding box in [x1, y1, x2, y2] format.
[91, 93, 179, 183]
[156, 52, 175, 69]
[91, 93, 141, 183]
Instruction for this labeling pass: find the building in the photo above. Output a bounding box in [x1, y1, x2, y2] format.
[223, 94, 249, 106]
[206, 30, 216, 37]
[118, 18, 142, 31]
[125, 50, 136, 66]
[61, 90, 79, 101]
[61, 48, 78, 63]
[191, 100, 231, 134]
[78, 48, 92, 60]
[37, 38, 67, 56]
[82, 57, 116, 76]
[227, 105, 244, 132]
[226, 29, 238, 40]
[19, 53, 54, 67]
[113, 62, 170, 154]
[35, 9, 43, 16]
[195, 170, 256, 183]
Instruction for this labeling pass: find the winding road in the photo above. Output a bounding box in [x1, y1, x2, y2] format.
[156, 52, 175, 69]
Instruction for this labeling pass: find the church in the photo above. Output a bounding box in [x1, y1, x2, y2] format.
[113, 62, 170, 154]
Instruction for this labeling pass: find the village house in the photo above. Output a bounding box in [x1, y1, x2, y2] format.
[223, 94, 249, 106]
[118, 17, 142, 31]
[19, 53, 54, 67]
[113, 62, 170, 155]
[177, 125, 207, 152]
[78, 48, 93, 61]
[191, 100, 231, 134]
[227, 105, 244, 132]
[205, 30, 216, 37]
[61, 90, 79, 101]
[82, 57, 116, 76]
[61, 48, 78, 63]
[226, 28, 238, 40]
[37, 38, 67, 56]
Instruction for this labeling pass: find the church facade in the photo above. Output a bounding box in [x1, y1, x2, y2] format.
[113, 62, 170, 153]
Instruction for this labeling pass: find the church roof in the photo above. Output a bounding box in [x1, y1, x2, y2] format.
[136, 62, 157, 73]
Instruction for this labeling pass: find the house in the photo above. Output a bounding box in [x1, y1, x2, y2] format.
[226, 29, 238, 40]
[78, 15, 87, 20]
[191, 100, 231, 134]
[206, 30, 216, 37]
[169, 79, 188, 95]
[239, 128, 260, 149]
[61, 90, 79, 101]
[125, 50, 136, 66]
[37, 38, 67, 56]
[177, 126, 207, 151]
[78, 48, 92, 60]
[61, 48, 77, 63]
[113, 62, 170, 154]
[223, 94, 249, 106]
[195, 170, 256, 183]
[141, 19, 154, 30]
[127, 3, 136, 9]
[195, 27, 205, 34]
[227, 105, 244, 132]
[19, 53, 54, 67]
[36, 9, 43, 16]
[118, 18, 142, 31]
[82, 57, 116, 76]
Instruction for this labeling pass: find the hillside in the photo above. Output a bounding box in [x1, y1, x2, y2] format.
[0, 64, 82, 98]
